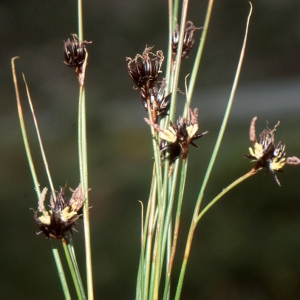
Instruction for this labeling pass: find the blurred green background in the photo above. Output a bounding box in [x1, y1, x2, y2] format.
[1, 0, 300, 299]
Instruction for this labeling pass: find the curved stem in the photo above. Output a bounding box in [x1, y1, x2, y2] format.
[175, 167, 258, 300]
[12, 57, 71, 299]
[197, 168, 260, 223]
[12, 57, 40, 199]
[175, 4, 253, 299]
[22, 74, 56, 200]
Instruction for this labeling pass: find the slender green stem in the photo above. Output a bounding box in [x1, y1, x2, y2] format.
[183, 0, 214, 117]
[162, 158, 188, 299]
[51, 240, 71, 300]
[175, 4, 253, 299]
[22, 74, 56, 199]
[12, 57, 71, 299]
[165, 222, 172, 300]
[175, 169, 258, 300]
[78, 86, 93, 299]
[149, 160, 169, 300]
[136, 199, 145, 300]
[197, 2, 252, 215]
[78, 86, 84, 183]
[173, 0, 180, 28]
[62, 239, 87, 300]
[78, 0, 83, 42]
[169, 0, 189, 122]
[12, 57, 40, 199]
[161, 161, 180, 261]
[77, 0, 94, 297]
[136, 168, 155, 299]
[143, 174, 157, 300]
[197, 168, 260, 223]
[165, 0, 174, 94]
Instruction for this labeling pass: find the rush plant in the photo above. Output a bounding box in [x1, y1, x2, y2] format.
[11, 0, 300, 299]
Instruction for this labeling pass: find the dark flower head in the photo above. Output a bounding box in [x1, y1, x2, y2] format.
[127, 47, 170, 123]
[140, 78, 171, 123]
[64, 34, 92, 86]
[172, 21, 202, 59]
[31, 184, 85, 239]
[160, 138, 181, 163]
[126, 46, 164, 92]
[145, 108, 208, 163]
[244, 117, 286, 186]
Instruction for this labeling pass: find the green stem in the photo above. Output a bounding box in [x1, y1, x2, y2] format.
[183, 0, 214, 117]
[51, 240, 71, 300]
[136, 165, 155, 299]
[149, 161, 169, 300]
[175, 4, 253, 299]
[174, 169, 258, 300]
[136, 199, 145, 300]
[143, 175, 157, 300]
[162, 158, 188, 299]
[159, 160, 180, 281]
[169, 0, 189, 122]
[22, 74, 56, 199]
[78, 85, 93, 299]
[165, 0, 174, 93]
[165, 222, 172, 300]
[77, 0, 94, 297]
[12, 57, 40, 199]
[197, 168, 260, 223]
[62, 238, 87, 300]
[173, 0, 180, 28]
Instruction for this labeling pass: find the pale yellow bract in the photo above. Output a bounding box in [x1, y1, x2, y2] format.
[61, 205, 78, 222]
[270, 153, 286, 171]
[159, 126, 177, 143]
[249, 142, 264, 160]
[186, 123, 198, 139]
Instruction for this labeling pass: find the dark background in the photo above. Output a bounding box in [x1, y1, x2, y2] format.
[1, 0, 300, 299]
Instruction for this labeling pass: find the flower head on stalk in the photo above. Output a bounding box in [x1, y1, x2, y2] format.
[172, 21, 202, 60]
[127, 45, 164, 92]
[147, 79, 171, 123]
[31, 184, 85, 239]
[145, 108, 208, 163]
[64, 34, 92, 86]
[244, 117, 300, 186]
[127, 46, 171, 123]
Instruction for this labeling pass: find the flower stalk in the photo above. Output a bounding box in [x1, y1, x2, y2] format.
[175, 4, 253, 299]
[11, 57, 71, 299]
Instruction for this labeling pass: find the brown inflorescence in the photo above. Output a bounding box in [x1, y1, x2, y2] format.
[145, 108, 208, 163]
[64, 34, 92, 86]
[127, 46, 171, 123]
[172, 21, 202, 60]
[31, 184, 85, 239]
[244, 117, 286, 186]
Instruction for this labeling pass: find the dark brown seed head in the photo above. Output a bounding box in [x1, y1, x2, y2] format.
[244, 119, 286, 185]
[64, 34, 92, 86]
[127, 46, 164, 91]
[32, 185, 85, 239]
[172, 21, 202, 59]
